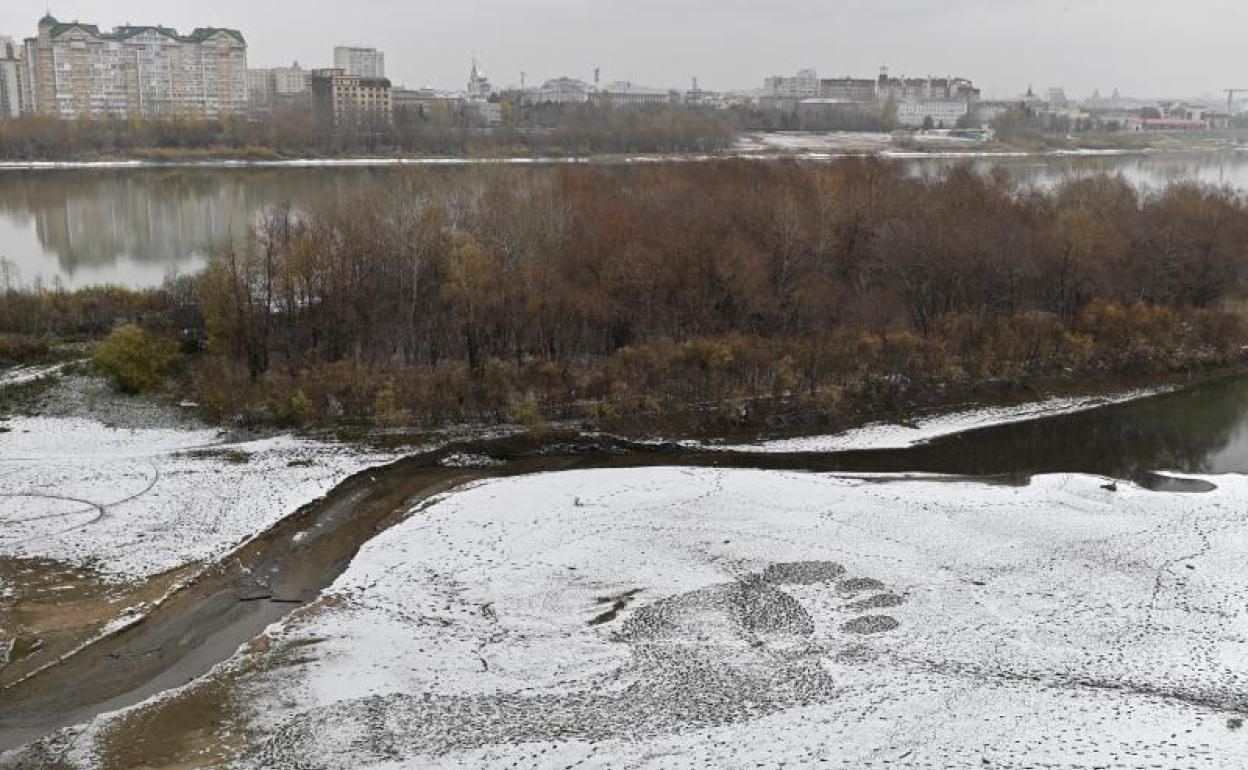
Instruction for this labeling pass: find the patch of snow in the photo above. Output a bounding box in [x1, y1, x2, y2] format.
[713, 388, 1169, 453]
[0, 363, 70, 389]
[0, 416, 398, 581]
[438, 452, 505, 469]
[229, 466, 1248, 768]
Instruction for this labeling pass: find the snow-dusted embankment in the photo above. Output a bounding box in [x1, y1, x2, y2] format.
[0, 416, 397, 580]
[713, 388, 1168, 453]
[237, 466, 1248, 769]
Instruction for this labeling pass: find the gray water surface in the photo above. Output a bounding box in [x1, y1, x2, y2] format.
[3, 151, 1248, 288]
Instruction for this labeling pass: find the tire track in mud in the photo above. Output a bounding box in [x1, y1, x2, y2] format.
[1, 463, 161, 545]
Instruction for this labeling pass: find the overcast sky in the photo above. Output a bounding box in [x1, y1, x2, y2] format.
[2, 0, 1241, 98]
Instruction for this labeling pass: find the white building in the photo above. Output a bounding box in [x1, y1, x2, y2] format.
[24, 15, 248, 119]
[764, 68, 819, 99]
[599, 81, 672, 107]
[897, 98, 969, 128]
[0, 36, 25, 117]
[535, 76, 589, 104]
[333, 46, 385, 79]
[247, 62, 310, 111]
[272, 62, 310, 95]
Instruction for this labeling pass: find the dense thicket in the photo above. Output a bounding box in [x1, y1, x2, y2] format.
[4, 160, 1247, 430]
[0, 104, 736, 160]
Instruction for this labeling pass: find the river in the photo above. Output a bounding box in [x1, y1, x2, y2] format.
[4, 375, 1248, 751]
[2, 150, 1248, 288]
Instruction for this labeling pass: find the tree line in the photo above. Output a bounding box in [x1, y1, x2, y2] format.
[4, 160, 1247, 432]
[0, 103, 737, 160]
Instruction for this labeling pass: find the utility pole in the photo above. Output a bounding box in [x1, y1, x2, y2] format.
[1225, 88, 1248, 115]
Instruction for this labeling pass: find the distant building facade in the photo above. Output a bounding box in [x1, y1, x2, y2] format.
[764, 69, 819, 99]
[247, 61, 310, 111]
[393, 87, 461, 116]
[535, 76, 589, 104]
[0, 36, 26, 117]
[310, 67, 392, 127]
[23, 14, 247, 118]
[333, 46, 385, 79]
[763, 65, 980, 127]
[896, 98, 969, 128]
[684, 78, 723, 108]
[467, 59, 491, 100]
[820, 77, 877, 102]
[598, 81, 673, 107]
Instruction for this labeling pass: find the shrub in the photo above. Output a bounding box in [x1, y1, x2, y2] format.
[0, 334, 50, 366]
[503, 394, 544, 427]
[93, 324, 179, 394]
[373, 382, 411, 428]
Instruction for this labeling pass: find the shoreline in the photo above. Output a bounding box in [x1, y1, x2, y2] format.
[0, 143, 1235, 172]
[0, 367, 1237, 759]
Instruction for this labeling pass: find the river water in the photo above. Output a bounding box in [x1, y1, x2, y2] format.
[2, 151, 1248, 288]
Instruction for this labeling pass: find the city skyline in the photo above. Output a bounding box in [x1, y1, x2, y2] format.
[1, 0, 1244, 99]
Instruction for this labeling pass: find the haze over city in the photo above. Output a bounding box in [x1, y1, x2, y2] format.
[1, 0, 1243, 97]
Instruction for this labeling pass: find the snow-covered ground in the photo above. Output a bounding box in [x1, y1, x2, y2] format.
[232, 466, 1248, 769]
[0, 363, 71, 389]
[0, 415, 398, 580]
[712, 388, 1167, 452]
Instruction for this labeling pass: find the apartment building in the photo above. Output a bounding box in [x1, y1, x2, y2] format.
[0, 36, 25, 117]
[311, 67, 392, 127]
[333, 46, 385, 79]
[23, 14, 247, 118]
[764, 69, 819, 99]
[248, 61, 310, 111]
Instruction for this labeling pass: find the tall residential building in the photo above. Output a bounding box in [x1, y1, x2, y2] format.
[248, 61, 310, 111]
[0, 36, 26, 117]
[23, 14, 247, 119]
[764, 69, 820, 99]
[333, 46, 385, 78]
[311, 68, 392, 127]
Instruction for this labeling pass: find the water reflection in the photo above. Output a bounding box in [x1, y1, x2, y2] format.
[3, 152, 1248, 288]
[0, 168, 398, 288]
[906, 150, 1248, 192]
[735, 375, 1248, 485]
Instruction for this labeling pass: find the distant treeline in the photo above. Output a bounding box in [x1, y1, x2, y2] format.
[3, 161, 1247, 432]
[0, 103, 737, 160]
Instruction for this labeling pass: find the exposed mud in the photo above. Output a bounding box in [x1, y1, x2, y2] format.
[0, 558, 199, 689]
[0, 388, 1230, 757]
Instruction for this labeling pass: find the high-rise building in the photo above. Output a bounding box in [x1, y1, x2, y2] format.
[333, 46, 385, 79]
[248, 61, 310, 111]
[0, 36, 26, 117]
[23, 14, 247, 119]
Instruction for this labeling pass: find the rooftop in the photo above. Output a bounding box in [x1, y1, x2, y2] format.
[41, 17, 245, 45]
